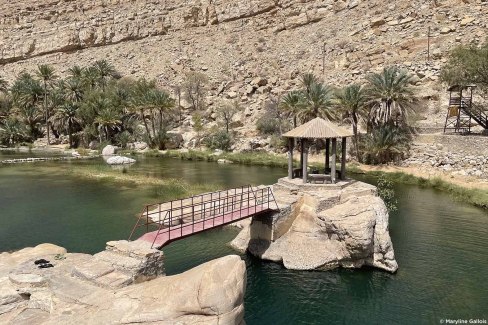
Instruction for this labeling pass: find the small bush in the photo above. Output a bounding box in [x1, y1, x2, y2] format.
[377, 175, 398, 212]
[269, 135, 287, 150]
[77, 148, 90, 156]
[204, 130, 233, 151]
[360, 124, 412, 165]
[256, 116, 281, 135]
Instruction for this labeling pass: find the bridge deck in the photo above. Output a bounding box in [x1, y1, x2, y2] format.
[137, 205, 269, 248]
[129, 185, 279, 249]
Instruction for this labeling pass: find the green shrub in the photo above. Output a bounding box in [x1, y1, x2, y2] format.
[269, 135, 287, 150]
[256, 115, 281, 135]
[0, 117, 30, 146]
[377, 175, 397, 212]
[77, 148, 90, 156]
[360, 124, 412, 164]
[204, 130, 233, 151]
[116, 131, 132, 149]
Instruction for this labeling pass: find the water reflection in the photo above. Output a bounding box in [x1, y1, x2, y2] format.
[0, 156, 487, 324]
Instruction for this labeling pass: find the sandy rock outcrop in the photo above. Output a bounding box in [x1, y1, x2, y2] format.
[231, 178, 398, 273]
[0, 242, 246, 324]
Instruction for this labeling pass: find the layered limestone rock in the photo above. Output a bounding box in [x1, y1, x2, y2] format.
[231, 178, 398, 273]
[0, 242, 246, 324]
[2, 0, 488, 142]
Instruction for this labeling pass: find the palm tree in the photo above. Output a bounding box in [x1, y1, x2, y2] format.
[11, 73, 44, 139]
[0, 117, 28, 146]
[93, 60, 118, 91]
[68, 65, 84, 80]
[366, 66, 416, 128]
[51, 102, 81, 148]
[147, 89, 175, 133]
[280, 90, 303, 128]
[335, 84, 368, 160]
[36, 64, 57, 145]
[11, 73, 43, 108]
[302, 73, 319, 94]
[298, 81, 335, 122]
[15, 104, 44, 139]
[63, 77, 84, 103]
[361, 124, 411, 164]
[0, 93, 12, 120]
[94, 107, 121, 142]
[82, 67, 100, 90]
[0, 77, 8, 93]
[128, 78, 158, 144]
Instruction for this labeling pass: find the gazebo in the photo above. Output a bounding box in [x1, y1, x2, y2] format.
[282, 117, 353, 184]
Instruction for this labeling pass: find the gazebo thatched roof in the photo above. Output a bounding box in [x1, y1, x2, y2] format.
[283, 117, 353, 139]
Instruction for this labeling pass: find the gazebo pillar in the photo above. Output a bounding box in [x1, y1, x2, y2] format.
[341, 137, 347, 180]
[331, 138, 337, 183]
[325, 139, 330, 171]
[299, 138, 304, 171]
[288, 138, 294, 179]
[302, 139, 308, 184]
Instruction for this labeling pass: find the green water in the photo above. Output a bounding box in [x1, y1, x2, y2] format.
[0, 154, 487, 324]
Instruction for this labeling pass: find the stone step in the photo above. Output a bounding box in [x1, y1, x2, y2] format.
[272, 183, 298, 195]
[93, 270, 133, 289]
[93, 250, 142, 273]
[72, 258, 115, 281]
[72, 257, 134, 289]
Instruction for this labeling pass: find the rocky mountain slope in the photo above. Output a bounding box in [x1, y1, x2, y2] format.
[1, 0, 487, 140]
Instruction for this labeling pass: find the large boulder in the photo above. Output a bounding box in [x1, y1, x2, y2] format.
[231, 179, 398, 273]
[128, 141, 148, 151]
[106, 156, 136, 165]
[101, 145, 116, 156]
[166, 131, 184, 149]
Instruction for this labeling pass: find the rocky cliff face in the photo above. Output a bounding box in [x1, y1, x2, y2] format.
[231, 178, 398, 273]
[1, 0, 487, 142]
[0, 243, 246, 324]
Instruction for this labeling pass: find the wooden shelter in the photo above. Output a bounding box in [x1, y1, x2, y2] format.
[283, 117, 353, 184]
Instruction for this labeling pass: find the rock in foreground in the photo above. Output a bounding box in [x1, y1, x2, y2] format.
[101, 145, 116, 156]
[0, 242, 246, 324]
[106, 155, 136, 165]
[231, 178, 398, 273]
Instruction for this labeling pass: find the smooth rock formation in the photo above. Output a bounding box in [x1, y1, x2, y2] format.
[128, 141, 148, 151]
[166, 131, 184, 149]
[217, 159, 234, 164]
[106, 155, 136, 165]
[101, 145, 116, 156]
[0, 242, 246, 324]
[231, 178, 398, 273]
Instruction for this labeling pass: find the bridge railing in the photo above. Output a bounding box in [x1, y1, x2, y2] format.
[128, 185, 279, 246]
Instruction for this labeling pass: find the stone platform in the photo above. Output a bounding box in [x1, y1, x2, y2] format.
[273, 177, 355, 193]
[231, 178, 398, 273]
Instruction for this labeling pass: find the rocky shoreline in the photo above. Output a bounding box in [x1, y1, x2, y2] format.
[0, 155, 99, 164]
[0, 241, 246, 324]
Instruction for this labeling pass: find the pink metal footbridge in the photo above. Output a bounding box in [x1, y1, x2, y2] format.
[129, 185, 279, 249]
